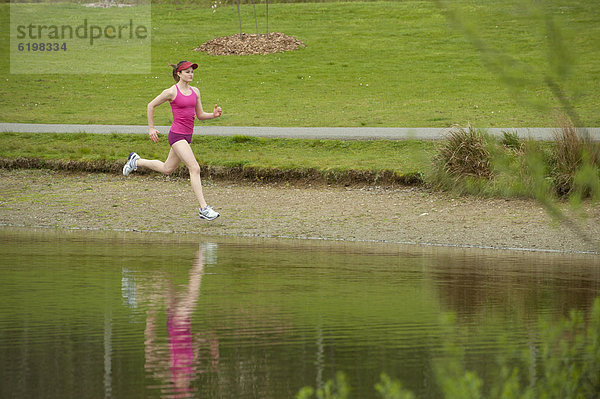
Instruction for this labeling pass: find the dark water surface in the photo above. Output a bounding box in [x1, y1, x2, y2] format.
[1, 228, 599, 398]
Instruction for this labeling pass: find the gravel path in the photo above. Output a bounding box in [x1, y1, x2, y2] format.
[3, 123, 600, 140]
[1, 169, 599, 254]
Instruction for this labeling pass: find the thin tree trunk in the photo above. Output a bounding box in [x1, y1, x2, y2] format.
[250, 0, 258, 35]
[236, 0, 243, 39]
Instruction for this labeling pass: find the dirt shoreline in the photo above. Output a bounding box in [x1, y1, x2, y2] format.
[1, 169, 599, 254]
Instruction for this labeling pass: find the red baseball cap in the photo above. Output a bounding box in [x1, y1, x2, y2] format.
[177, 61, 198, 72]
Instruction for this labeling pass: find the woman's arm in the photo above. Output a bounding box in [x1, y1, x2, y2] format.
[147, 87, 175, 143]
[193, 87, 222, 121]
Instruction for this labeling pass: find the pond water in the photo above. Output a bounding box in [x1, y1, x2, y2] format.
[1, 228, 599, 398]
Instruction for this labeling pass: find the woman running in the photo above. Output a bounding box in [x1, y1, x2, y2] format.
[123, 60, 222, 221]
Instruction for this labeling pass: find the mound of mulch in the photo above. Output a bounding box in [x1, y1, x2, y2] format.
[194, 32, 306, 56]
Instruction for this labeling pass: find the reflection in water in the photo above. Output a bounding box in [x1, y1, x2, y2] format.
[1, 229, 599, 399]
[104, 307, 112, 399]
[143, 244, 220, 398]
[430, 250, 600, 321]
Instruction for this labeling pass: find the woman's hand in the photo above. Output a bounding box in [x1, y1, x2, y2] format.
[213, 104, 222, 118]
[149, 128, 160, 143]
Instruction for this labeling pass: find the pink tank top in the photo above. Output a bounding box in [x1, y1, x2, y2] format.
[170, 84, 197, 134]
[167, 314, 194, 395]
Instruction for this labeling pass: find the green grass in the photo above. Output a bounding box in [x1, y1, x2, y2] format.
[1, 0, 599, 127]
[0, 131, 438, 176]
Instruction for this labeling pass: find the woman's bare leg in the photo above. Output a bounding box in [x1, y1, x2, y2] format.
[137, 148, 181, 175]
[170, 140, 208, 209]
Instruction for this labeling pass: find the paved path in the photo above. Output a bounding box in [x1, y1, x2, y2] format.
[1, 123, 599, 140]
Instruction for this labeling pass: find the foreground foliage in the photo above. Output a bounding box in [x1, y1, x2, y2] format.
[296, 298, 600, 399]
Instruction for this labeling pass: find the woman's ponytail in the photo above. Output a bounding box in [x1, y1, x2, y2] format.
[169, 63, 180, 83]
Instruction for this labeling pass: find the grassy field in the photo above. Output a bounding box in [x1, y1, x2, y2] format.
[1, 1, 598, 196]
[1, 0, 599, 127]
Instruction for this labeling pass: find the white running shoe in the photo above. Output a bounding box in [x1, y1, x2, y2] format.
[199, 205, 220, 221]
[199, 242, 218, 265]
[123, 152, 140, 176]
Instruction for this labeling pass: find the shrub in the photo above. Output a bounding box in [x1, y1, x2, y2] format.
[550, 115, 600, 197]
[500, 130, 524, 153]
[296, 372, 350, 399]
[434, 124, 493, 180]
[429, 124, 496, 195]
[430, 121, 599, 201]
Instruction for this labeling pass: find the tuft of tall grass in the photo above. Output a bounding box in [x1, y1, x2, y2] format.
[430, 124, 493, 194]
[550, 114, 600, 197]
[435, 124, 493, 179]
[500, 130, 524, 153]
[430, 119, 599, 201]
